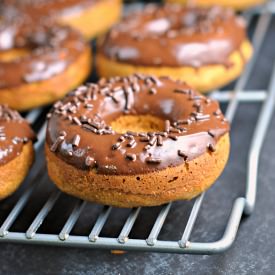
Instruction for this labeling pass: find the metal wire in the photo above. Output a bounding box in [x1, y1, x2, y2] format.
[118, 208, 141, 244]
[146, 203, 172, 246]
[0, 4, 274, 254]
[0, 171, 47, 237]
[89, 206, 112, 242]
[26, 190, 61, 239]
[59, 200, 87, 241]
[179, 193, 205, 248]
[245, 64, 275, 214]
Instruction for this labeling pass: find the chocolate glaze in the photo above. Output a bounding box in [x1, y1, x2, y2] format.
[0, 105, 36, 166]
[99, 5, 247, 68]
[46, 74, 230, 175]
[0, 6, 87, 88]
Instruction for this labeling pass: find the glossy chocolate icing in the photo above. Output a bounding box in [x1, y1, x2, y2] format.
[99, 5, 247, 67]
[0, 105, 36, 166]
[46, 74, 230, 175]
[0, 6, 87, 88]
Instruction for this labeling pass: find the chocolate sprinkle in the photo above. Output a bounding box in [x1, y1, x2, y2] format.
[126, 153, 137, 161]
[85, 156, 95, 167]
[127, 139, 136, 148]
[72, 117, 82, 126]
[149, 136, 157, 146]
[157, 135, 163, 146]
[208, 143, 216, 152]
[149, 88, 157, 95]
[82, 124, 98, 134]
[72, 134, 80, 147]
[208, 130, 215, 138]
[194, 114, 210, 121]
[174, 88, 188, 94]
[140, 136, 150, 142]
[112, 142, 121, 150]
[50, 136, 65, 152]
[178, 150, 188, 160]
[59, 131, 67, 137]
[165, 120, 170, 133]
[146, 157, 162, 164]
[168, 135, 178, 141]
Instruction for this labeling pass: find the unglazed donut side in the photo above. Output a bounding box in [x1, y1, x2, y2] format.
[46, 134, 229, 207]
[0, 142, 34, 200]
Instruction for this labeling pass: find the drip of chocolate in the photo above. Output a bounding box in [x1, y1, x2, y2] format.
[99, 5, 247, 68]
[0, 105, 36, 165]
[46, 74, 230, 175]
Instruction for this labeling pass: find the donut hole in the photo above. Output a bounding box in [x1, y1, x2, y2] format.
[110, 114, 165, 134]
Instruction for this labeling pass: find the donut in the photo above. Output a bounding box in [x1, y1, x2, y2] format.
[96, 5, 253, 93]
[2, 0, 122, 40]
[165, 0, 266, 11]
[0, 8, 91, 111]
[0, 105, 36, 199]
[45, 74, 230, 207]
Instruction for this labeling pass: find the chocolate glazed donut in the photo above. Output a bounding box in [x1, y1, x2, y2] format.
[0, 7, 91, 111]
[1, 0, 122, 39]
[97, 5, 253, 92]
[0, 105, 36, 199]
[46, 74, 230, 207]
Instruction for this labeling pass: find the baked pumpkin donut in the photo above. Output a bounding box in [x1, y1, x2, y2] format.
[0, 9, 91, 111]
[165, 0, 266, 11]
[97, 5, 253, 93]
[46, 74, 230, 207]
[2, 0, 122, 40]
[0, 105, 36, 199]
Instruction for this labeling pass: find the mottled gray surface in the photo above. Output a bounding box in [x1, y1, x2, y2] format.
[0, 9, 274, 275]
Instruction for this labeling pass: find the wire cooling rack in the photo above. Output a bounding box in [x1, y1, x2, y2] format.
[0, 2, 275, 255]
